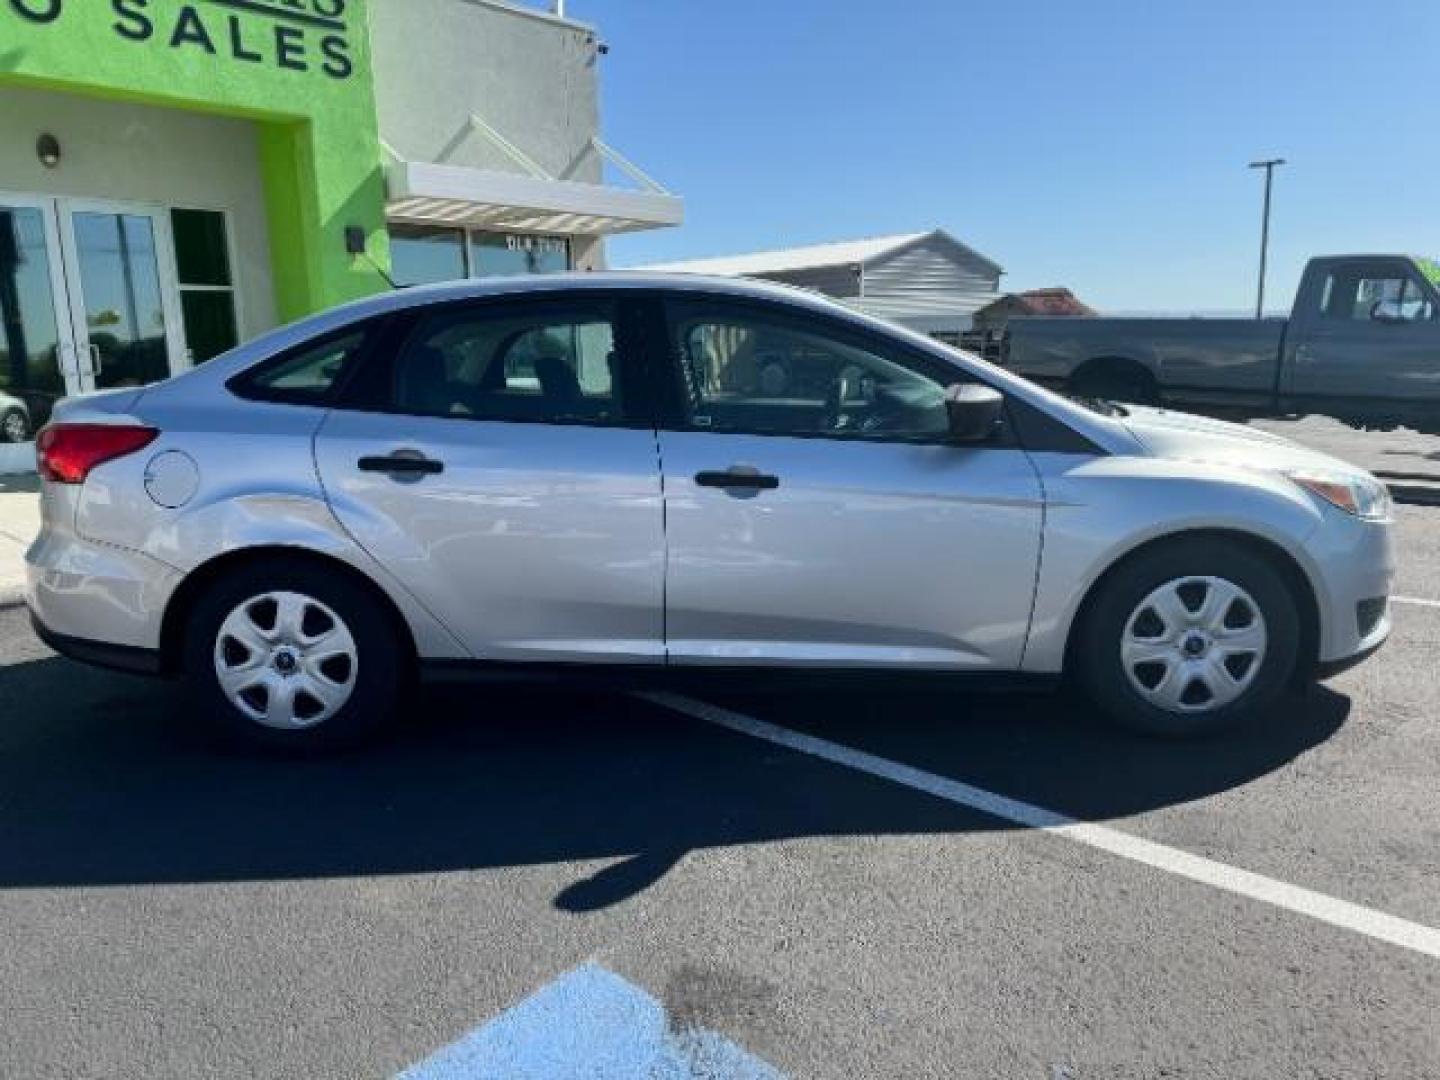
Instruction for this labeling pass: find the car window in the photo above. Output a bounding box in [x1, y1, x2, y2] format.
[1319, 268, 1436, 323]
[389, 303, 622, 424]
[666, 301, 955, 439]
[233, 330, 368, 405]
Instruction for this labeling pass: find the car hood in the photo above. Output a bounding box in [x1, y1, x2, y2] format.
[1119, 405, 1370, 477]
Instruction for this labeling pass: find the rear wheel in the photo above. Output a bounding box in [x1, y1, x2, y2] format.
[182, 562, 404, 752]
[0, 407, 29, 444]
[1075, 539, 1301, 737]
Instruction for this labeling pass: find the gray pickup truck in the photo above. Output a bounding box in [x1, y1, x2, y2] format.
[1003, 254, 1440, 433]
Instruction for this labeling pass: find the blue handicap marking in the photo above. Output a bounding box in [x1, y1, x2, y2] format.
[399, 963, 784, 1079]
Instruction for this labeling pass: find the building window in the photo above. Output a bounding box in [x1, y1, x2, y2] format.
[471, 231, 570, 277]
[389, 224, 468, 287]
[386, 226, 573, 284]
[171, 209, 239, 364]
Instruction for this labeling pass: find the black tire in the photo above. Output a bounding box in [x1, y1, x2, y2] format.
[1075, 538, 1301, 738]
[0, 407, 29, 444]
[1070, 364, 1159, 407]
[182, 561, 405, 753]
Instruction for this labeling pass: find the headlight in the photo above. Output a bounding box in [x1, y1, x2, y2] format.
[1287, 470, 1393, 521]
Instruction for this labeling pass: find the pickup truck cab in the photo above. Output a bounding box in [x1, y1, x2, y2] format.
[1004, 254, 1440, 433]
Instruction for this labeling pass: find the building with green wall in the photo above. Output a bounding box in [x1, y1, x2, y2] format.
[0, 0, 681, 443]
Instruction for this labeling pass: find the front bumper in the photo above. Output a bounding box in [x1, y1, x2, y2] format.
[1301, 510, 1395, 670]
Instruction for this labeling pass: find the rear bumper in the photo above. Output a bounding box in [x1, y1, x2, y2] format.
[30, 611, 164, 676]
[25, 514, 180, 655]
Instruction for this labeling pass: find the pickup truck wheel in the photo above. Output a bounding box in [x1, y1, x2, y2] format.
[1070, 365, 1159, 407]
[1076, 539, 1300, 738]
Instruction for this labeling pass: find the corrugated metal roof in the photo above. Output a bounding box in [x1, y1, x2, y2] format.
[638, 232, 934, 275]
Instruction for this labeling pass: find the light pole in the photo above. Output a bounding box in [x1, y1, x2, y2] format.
[1248, 158, 1286, 319]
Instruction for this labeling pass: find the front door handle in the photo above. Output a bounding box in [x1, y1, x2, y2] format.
[695, 467, 779, 492]
[358, 453, 445, 477]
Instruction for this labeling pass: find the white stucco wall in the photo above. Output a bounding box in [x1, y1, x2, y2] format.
[0, 83, 277, 341]
[369, 0, 603, 186]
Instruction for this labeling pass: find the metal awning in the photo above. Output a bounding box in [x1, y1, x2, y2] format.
[383, 124, 683, 236]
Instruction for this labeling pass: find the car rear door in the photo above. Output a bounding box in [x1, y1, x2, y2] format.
[649, 294, 1045, 670]
[313, 293, 665, 663]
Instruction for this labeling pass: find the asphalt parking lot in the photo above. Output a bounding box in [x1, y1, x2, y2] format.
[3, 422, 1440, 1079]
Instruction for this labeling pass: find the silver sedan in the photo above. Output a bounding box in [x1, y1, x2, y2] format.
[26, 274, 1395, 750]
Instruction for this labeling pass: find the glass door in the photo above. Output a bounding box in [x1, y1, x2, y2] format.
[57, 200, 187, 395]
[0, 193, 79, 440]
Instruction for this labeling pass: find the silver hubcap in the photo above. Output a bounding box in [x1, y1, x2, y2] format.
[2, 412, 27, 442]
[213, 591, 358, 730]
[1121, 576, 1267, 714]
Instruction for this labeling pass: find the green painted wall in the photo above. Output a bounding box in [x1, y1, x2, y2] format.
[0, 0, 390, 321]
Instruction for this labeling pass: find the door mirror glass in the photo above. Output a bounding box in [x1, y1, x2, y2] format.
[944, 383, 1005, 442]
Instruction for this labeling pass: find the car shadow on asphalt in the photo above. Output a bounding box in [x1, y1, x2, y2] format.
[0, 656, 1348, 911]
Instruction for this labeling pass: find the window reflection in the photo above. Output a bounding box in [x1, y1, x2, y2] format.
[387, 227, 573, 283]
[471, 232, 570, 277]
[71, 212, 170, 390]
[390, 225, 468, 286]
[0, 207, 65, 435]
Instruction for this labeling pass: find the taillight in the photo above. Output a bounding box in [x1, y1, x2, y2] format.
[36, 424, 159, 484]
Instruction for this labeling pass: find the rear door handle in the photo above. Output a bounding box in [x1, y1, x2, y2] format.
[695, 467, 779, 491]
[358, 453, 445, 476]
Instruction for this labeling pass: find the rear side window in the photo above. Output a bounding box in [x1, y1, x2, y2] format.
[383, 301, 626, 425]
[231, 329, 369, 405]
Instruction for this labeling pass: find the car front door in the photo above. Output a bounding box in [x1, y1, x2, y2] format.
[1285, 258, 1440, 425]
[650, 295, 1045, 670]
[313, 294, 666, 663]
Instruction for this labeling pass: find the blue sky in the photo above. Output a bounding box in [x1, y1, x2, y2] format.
[565, 0, 1439, 313]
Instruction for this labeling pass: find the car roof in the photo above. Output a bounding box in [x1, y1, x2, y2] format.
[183, 272, 879, 384]
[318, 271, 850, 323]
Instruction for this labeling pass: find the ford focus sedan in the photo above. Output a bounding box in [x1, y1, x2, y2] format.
[26, 274, 1394, 750]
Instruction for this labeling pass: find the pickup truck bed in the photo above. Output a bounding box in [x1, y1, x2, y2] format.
[1005, 317, 1287, 410]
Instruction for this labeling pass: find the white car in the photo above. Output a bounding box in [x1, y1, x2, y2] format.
[26, 274, 1395, 751]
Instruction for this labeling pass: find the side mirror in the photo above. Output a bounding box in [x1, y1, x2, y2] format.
[944, 383, 1005, 443]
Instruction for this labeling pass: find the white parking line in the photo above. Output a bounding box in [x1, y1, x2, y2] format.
[1393, 595, 1440, 609]
[642, 692, 1440, 962]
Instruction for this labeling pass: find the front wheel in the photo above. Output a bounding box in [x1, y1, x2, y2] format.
[182, 562, 404, 752]
[1075, 539, 1301, 737]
